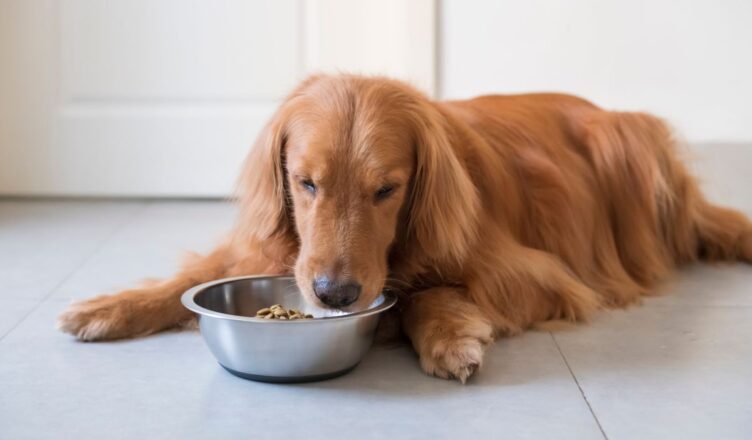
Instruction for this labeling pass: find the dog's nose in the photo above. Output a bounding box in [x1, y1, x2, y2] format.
[312, 276, 361, 308]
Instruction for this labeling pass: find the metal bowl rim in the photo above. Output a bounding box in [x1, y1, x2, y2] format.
[181, 274, 397, 324]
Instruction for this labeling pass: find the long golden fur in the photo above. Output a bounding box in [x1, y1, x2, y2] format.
[59, 75, 752, 382]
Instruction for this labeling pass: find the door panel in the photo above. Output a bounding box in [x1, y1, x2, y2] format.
[60, 0, 300, 100]
[0, 0, 435, 196]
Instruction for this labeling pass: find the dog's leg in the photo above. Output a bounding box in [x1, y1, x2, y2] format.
[58, 244, 233, 341]
[58, 240, 290, 341]
[469, 240, 603, 331]
[401, 287, 494, 383]
[403, 242, 603, 383]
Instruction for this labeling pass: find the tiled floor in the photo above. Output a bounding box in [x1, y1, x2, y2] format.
[1, 151, 750, 439]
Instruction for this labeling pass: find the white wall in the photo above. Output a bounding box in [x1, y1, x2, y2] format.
[440, 0, 752, 143]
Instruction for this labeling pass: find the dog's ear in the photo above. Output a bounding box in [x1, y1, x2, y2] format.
[235, 75, 329, 245]
[235, 103, 293, 243]
[406, 101, 480, 265]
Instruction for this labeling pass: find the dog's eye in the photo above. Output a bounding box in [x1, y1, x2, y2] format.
[374, 185, 395, 201]
[301, 179, 317, 195]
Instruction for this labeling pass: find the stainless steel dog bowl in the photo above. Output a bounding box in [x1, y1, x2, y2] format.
[181, 275, 396, 383]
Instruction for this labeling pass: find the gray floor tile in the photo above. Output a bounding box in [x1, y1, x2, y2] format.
[554, 306, 752, 440]
[0, 300, 602, 440]
[51, 201, 236, 300]
[0, 200, 146, 300]
[647, 263, 752, 307]
[0, 299, 39, 339]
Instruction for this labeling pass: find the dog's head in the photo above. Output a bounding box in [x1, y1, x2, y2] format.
[237, 75, 479, 310]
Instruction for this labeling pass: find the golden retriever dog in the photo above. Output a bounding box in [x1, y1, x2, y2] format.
[59, 74, 752, 382]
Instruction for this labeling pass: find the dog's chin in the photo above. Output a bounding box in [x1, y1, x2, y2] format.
[345, 294, 381, 312]
[297, 287, 379, 315]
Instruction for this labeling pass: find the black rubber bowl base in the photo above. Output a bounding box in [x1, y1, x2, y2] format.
[220, 363, 358, 383]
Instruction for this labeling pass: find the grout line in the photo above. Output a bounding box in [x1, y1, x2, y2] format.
[0, 303, 40, 341]
[0, 201, 152, 343]
[550, 332, 609, 440]
[0, 300, 39, 341]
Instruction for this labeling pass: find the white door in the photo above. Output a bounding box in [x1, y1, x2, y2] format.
[0, 0, 435, 197]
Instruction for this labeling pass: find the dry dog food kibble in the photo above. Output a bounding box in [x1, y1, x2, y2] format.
[255, 304, 313, 320]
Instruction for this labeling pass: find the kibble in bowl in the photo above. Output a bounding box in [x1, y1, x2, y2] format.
[181, 275, 396, 383]
[255, 304, 313, 320]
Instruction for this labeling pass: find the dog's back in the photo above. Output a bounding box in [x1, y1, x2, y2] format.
[443, 93, 752, 308]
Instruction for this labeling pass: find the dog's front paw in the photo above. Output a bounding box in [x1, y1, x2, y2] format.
[419, 335, 489, 383]
[58, 295, 135, 341]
